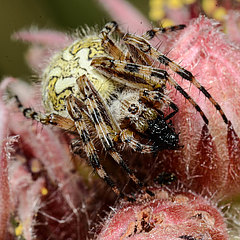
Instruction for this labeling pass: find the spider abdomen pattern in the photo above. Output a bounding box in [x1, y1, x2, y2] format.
[42, 36, 114, 114]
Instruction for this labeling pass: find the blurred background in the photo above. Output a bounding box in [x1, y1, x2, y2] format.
[1, 0, 239, 81]
[0, 0, 148, 80]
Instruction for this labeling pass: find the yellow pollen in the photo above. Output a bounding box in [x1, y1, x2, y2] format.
[149, 8, 165, 21]
[15, 223, 23, 236]
[41, 187, 48, 196]
[167, 0, 184, 9]
[202, 0, 216, 15]
[213, 7, 227, 21]
[149, 0, 164, 7]
[161, 18, 175, 28]
[31, 159, 41, 173]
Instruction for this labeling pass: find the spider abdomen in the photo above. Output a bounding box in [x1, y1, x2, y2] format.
[41, 36, 117, 116]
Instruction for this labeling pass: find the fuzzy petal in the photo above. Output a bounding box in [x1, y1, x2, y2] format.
[12, 29, 73, 48]
[9, 161, 45, 240]
[97, 0, 151, 33]
[225, 10, 240, 45]
[0, 140, 11, 239]
[156, 16, 240, 199]
[0, 78, 17, 239]
[8, 80, 84, 208]
[98, 189, 228, 240]
[12, 29, 75, 74]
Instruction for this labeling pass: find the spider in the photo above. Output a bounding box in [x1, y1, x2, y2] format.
[15, 21, 229, 201]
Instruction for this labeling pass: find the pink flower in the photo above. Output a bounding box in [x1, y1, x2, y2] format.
[98, 189, 228, 240]
[155, 16, 240, 199]
[1, 0, 240, 239]
[0, 79, 90, 239]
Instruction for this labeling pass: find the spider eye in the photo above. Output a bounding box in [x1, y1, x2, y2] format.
[128, 104, 139, 114]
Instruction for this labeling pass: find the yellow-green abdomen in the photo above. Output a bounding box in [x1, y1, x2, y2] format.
[42, 35, 116, 116]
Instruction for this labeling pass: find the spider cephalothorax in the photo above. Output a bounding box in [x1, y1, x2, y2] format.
[15, 21, 229, 200]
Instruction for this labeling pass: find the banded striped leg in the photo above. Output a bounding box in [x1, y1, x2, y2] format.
[100, 21, 149, 65]
[76, 75, 155, 196]
[66, 95, 137, 201]
[15, 95, 77, 131]
[78, 75, 157, 154]
[119, 129, 157, 153]
[91, 57, 209, 124]
[140, 89, 179, 121]
[142, 24, 186, 40]
[100, 21, 127, 61]
[131, 24, 187, 65]
[15, 94, 136, 200]
[122, 34, 229, 124]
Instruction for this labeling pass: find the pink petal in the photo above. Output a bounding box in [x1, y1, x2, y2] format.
[97, 0, 151, 33]
[0, 140, 11, 239]
[25, 45, 57, 74]
[19, 178, 45, 240]
[0, 78, 17, 239]
[9, 161, 45, 240]
[225, 10, 240, 44]
[156, 16, 240, 199]
[8, 80, 84, 208]
[165, 7, 191, 24]
[12, 29, 73, 48]
[0, 78, 15, 142]
[13, 30, 74, 74]
[98, 189, 228, 239]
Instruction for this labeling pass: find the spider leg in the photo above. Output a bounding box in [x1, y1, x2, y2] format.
[15, 95, 52, 124]
[91, 56, 156, 89]
[141, 24, 186, 40]
[140, 89, 179, 121]
[164, 102, 179, 121]
[122, 24, 186, 65]
[128, 24, 186, 64]
[15, 92, 137, 200]
[123, 34, 229, 124]
[100, 21, 148, 65]
[66, 94, 136, 201]
[100, 21, 126, 60]
[15, 95, 76, 131]
[91, 57, 209, 124]
[76, 75, 155, 196]
[70, 139, 83, 155]
[119, 129, 156, 153]
[78, 75, 156, 153]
